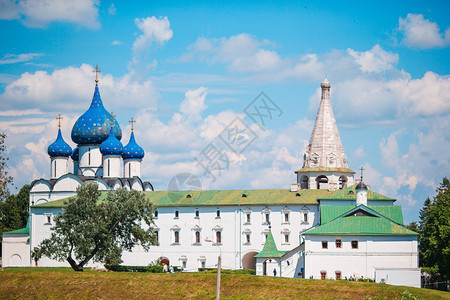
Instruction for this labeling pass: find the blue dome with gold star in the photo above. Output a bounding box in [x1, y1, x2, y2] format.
[71, 147, 79, 161]
[100, 128, 123, 156]
[48, 129, 72, 157]
[71, 83, 122, 145]
[122, 131, 145, 160]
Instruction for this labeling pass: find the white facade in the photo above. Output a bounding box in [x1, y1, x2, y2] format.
[303, 235, 418, 280]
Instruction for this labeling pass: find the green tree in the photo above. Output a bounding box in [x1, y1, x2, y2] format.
[0, 184, 30, 257]
[0, 133, 13, 202]
[33, 182, 157, 271]
[419, 177, 450, 280]
[405, 221, 420, 233]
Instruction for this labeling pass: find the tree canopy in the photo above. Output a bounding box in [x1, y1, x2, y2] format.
[33, 182, 157, 271]
[419, 177, 450, 280]
[0, 132, 13, 202]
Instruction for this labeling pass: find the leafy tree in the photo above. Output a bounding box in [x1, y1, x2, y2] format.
[419, 177, 450, 280]
[0, 132, 13, 202]
[405, 221, 420, 233]
[0, 184, 30, 257]
[33, 182, 157, 271]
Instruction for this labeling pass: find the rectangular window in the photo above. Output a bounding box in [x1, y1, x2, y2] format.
[246, 234, 250, 244]
[284, 234, 289, 243]
[304, 213, 308, 222]
[265, 213, 270, 224]
[335, 271, 341, 280]
[321, 271, 327, 280]
[195, 231, 200, 243]
[216, 231, 222, 244]
[154, 209, 158, 219]
[351, 240, 358, 249]
[216, 209, 220, 218]
[47, 215, 51, 224]
[182, 261, 187, 269]
[201, 261, 206, 269]
[195, 210, 199, 218]
[174, 231, 179, 243]
[175, 210, 179, 219]
[246, 213, 251, 223]
[322, 241, 328, 249]
[155, 231, 159, 244]
[335, 239, 342, 248]
[284, 213, 289, 223]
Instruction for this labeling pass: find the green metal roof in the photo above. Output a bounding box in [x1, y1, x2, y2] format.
[304, 215, 418, 236]
[319, 184, 395, 202]
[254, 231, 287, 258]
[33, 189, 334, 208]
[295, 167, 355, 174]
[321, 205, 404, 224]
[3, 227, 30, 235]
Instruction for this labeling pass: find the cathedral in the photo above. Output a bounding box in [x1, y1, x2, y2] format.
[2, 73, 420, 288]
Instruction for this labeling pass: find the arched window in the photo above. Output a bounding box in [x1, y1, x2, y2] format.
[300, 176, 308, 189]
[316, 175, 329, 190]
[195, 231, 200, 243]
[339, 175, 348, 189]
[216, 231, 222, 244]
[174, 231, 179, 243]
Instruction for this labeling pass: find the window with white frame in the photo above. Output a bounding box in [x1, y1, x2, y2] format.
[262, 230, 269, 245]
[174, 209, 179, 219]
[282, 229, 290, 245]
[171, 225, 180, 245]
[44, 213, 52, 224]
[243, 229, 251, 245]
[192, 225, 201, 245]
[213, 225, 223, 244]
[179, 256, 187, 270]
[282, 206, 291, 224]
[152, 227, 160, 246]
[154, 209, 158, 219]
[244, 208, 252, 224]
[301, 206, 310, 224]
[216, 208, 221, 219]
[195, 209, 199, 219]
[198, 256, 206, 269]
[262, 207, 271, 225]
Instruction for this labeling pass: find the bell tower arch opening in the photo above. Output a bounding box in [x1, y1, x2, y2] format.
[316, 175, 329, 190]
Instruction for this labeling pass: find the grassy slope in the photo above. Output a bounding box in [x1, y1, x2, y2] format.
[0, 268, 448, 300]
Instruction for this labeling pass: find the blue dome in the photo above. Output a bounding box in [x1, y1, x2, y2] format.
[122, 131, 145, 160]
[100, 128, 123, 156]
[48, 129, 72, 158]
[71, 83, 122, 145]
[71, 147, 79, 161]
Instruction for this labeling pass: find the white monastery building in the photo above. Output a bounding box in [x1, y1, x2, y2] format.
[2, 74, 420, 288]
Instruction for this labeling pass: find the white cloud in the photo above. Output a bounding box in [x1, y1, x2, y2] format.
[133, 16, 173, 52]
[179, 87, 208, 122]
[111, 40, 123, 46]
[398, 13, 450, 48]
[130, 16, 173, 77]
[347, 45, 398, 73]
[0, 64, 158, 112]
[0, 53, 43, 65]
[0, 0, 100, 28]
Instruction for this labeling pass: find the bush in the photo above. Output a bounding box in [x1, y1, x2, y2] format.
[105, 261, 182, 273]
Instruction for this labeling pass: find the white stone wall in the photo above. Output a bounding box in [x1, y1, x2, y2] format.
[304, 235, 418, 280]
[30, 204, 319, 269]
[103, 156, 122, 178]
[2, 234, 30, 267]
[123, 160, 141, 178]
[78, 146, 102, 176]
[50, 157, 69, 179]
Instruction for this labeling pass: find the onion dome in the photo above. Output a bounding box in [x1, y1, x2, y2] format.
[48, 128, 72, 158]
[356, 180, 368, 190]
[122, 120, 145, 160]
[71, 82, 121, 145]
[71, 147, 79, 161]
[100, 127, 123, 156]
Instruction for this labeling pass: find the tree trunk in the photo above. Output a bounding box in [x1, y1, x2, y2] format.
[67, 256, 83, 271]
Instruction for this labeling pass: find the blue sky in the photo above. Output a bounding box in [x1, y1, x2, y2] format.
[0, 0, 449, 223]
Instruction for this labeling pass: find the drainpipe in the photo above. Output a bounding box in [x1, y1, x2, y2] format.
[239, 205, 242, 269]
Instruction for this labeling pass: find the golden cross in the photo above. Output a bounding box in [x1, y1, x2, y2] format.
[109, 112, 116, 126]
[92, 65, 101, 82]
[56, 114, 63, 129]
[129, 117, 136, 131]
